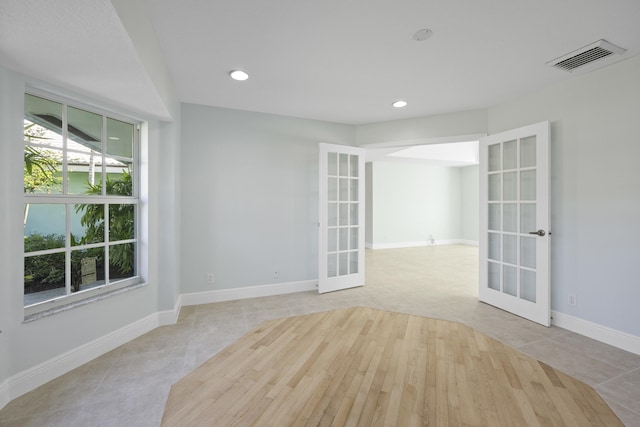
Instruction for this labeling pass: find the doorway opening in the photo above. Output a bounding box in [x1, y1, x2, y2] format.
[362, 135, 482, 298]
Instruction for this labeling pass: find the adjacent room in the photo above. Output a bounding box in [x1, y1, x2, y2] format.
[1, 0, 639, 425]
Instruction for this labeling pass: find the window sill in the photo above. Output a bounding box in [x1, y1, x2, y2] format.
[23, 281, 147, 323]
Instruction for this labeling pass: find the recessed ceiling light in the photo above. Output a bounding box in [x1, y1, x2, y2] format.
[392, 100, 408, 108]
[413, 28, 433, 42]
[229, 70, 249, 81]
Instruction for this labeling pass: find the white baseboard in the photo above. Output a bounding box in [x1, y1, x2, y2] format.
[181, 280, 318, 306]
[2, 302, 181, 409]
[0, 379, 9, 412]
[158, 295, 182, 326]
[552, 310, 640, 356]
[369, 239, 478, 249]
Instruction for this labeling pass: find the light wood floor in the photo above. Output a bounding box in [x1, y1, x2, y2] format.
[162, 307, 622, 426]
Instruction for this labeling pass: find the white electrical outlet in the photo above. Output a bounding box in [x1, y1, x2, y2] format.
[206, 273, 214, 284]
[568, 294, 577, 306]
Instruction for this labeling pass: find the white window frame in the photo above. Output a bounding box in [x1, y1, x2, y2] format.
[23, 89, 143, 317]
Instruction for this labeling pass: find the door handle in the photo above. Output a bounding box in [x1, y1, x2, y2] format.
[528, 230, 546, 237]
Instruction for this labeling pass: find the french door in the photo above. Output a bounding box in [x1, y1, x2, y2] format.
[479, 122, 551, 326]
[318, 143, 365, 293]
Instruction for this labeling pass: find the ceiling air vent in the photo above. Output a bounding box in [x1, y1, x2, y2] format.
[547, 39, 626, 72]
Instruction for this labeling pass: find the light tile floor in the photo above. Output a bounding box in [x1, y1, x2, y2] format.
[1, 245, 639, 426]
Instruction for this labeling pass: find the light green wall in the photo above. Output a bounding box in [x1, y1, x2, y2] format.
[460, 165, 479, 241]
[488, 55, 640, 336]
[179, 104, 355, 293]
[0, 65, 21, 399]
[356, 108, 487, 145]
[372, 162, 461, 245]
[367, 162, 477, 246]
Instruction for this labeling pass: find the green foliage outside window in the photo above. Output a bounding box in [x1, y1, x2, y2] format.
[75, 169, 135, 275]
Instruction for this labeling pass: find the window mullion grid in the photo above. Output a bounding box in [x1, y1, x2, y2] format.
[62, 104, 69, 195]
[65, 203, 71, 296]
[102, 115, 107, 197]
[516, 138, 521, 299]
[104, 203, 109, 284]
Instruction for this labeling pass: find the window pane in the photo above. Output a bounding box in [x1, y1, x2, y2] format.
[488, 144, 500, 172]
[106, 165, 133, 197]
[349, 155, 358, 177]
[328, 153, 337, 176]
[328, 228, 337, 252]
[24, 94, 64, 149]
[521, 237, 536, 269]
[339, 252, 348, 276]
[339, 178, 349, 201]
[503, 140, 517, 170]
[24, 204, 66, 251]
[521, 170, 536, 201]
[339, 228, 348, 251]
[349, 178, 358, 202]
[349, 251, 358, 274]
[339, 203, 348, 226]
[503, 171, 517, 201]
[328, 177, 337, 201]
[67, 106, 103, 195]
[503, 203, 517, 232]
[68, 156, 102, 195]
[328, 203, 338, 226]
[107, 118, 134, 158]
[349, 203, 358, 226]
[520, 136, 536, 168]
[520, 203, 536, 234]
[24, 252, 66, 306]
[521, 270, 536, 302]
[24, 147, 63, 195]
[71, 247, 105, 293]
[109, 243, 135, 281]
[488, 232, 500, 261]
[488, 203, 500, 231]
[339, 154, 349, 177]
[350, 227, 358, 250]
[109, 204, 135, 242]
[328, 253, 337, 277]
[488, 174, 500, 201]
[503, 265, 517, 296]
[503, 235, 517, 265]
[71, 203, 105, 246]
[67, 106, 102, 153]
[488, 262, 500, 290]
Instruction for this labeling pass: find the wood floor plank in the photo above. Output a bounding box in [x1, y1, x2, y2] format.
[162, 307, 623, 427]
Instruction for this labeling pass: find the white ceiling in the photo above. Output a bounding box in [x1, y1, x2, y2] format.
[1, 0, 639, 125]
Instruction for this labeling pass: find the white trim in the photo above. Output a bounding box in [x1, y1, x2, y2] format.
[158, 295, 182, 326]
[2, 305, 181, 408]
[552, 310, 640, 356]
[181, 280, 318, 306]
[358, 133, 487, 149]
[368, 239, 478, 250]
[0, 379, 9, 411]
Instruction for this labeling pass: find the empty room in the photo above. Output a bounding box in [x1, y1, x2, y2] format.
[1, 0, 640, 425]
